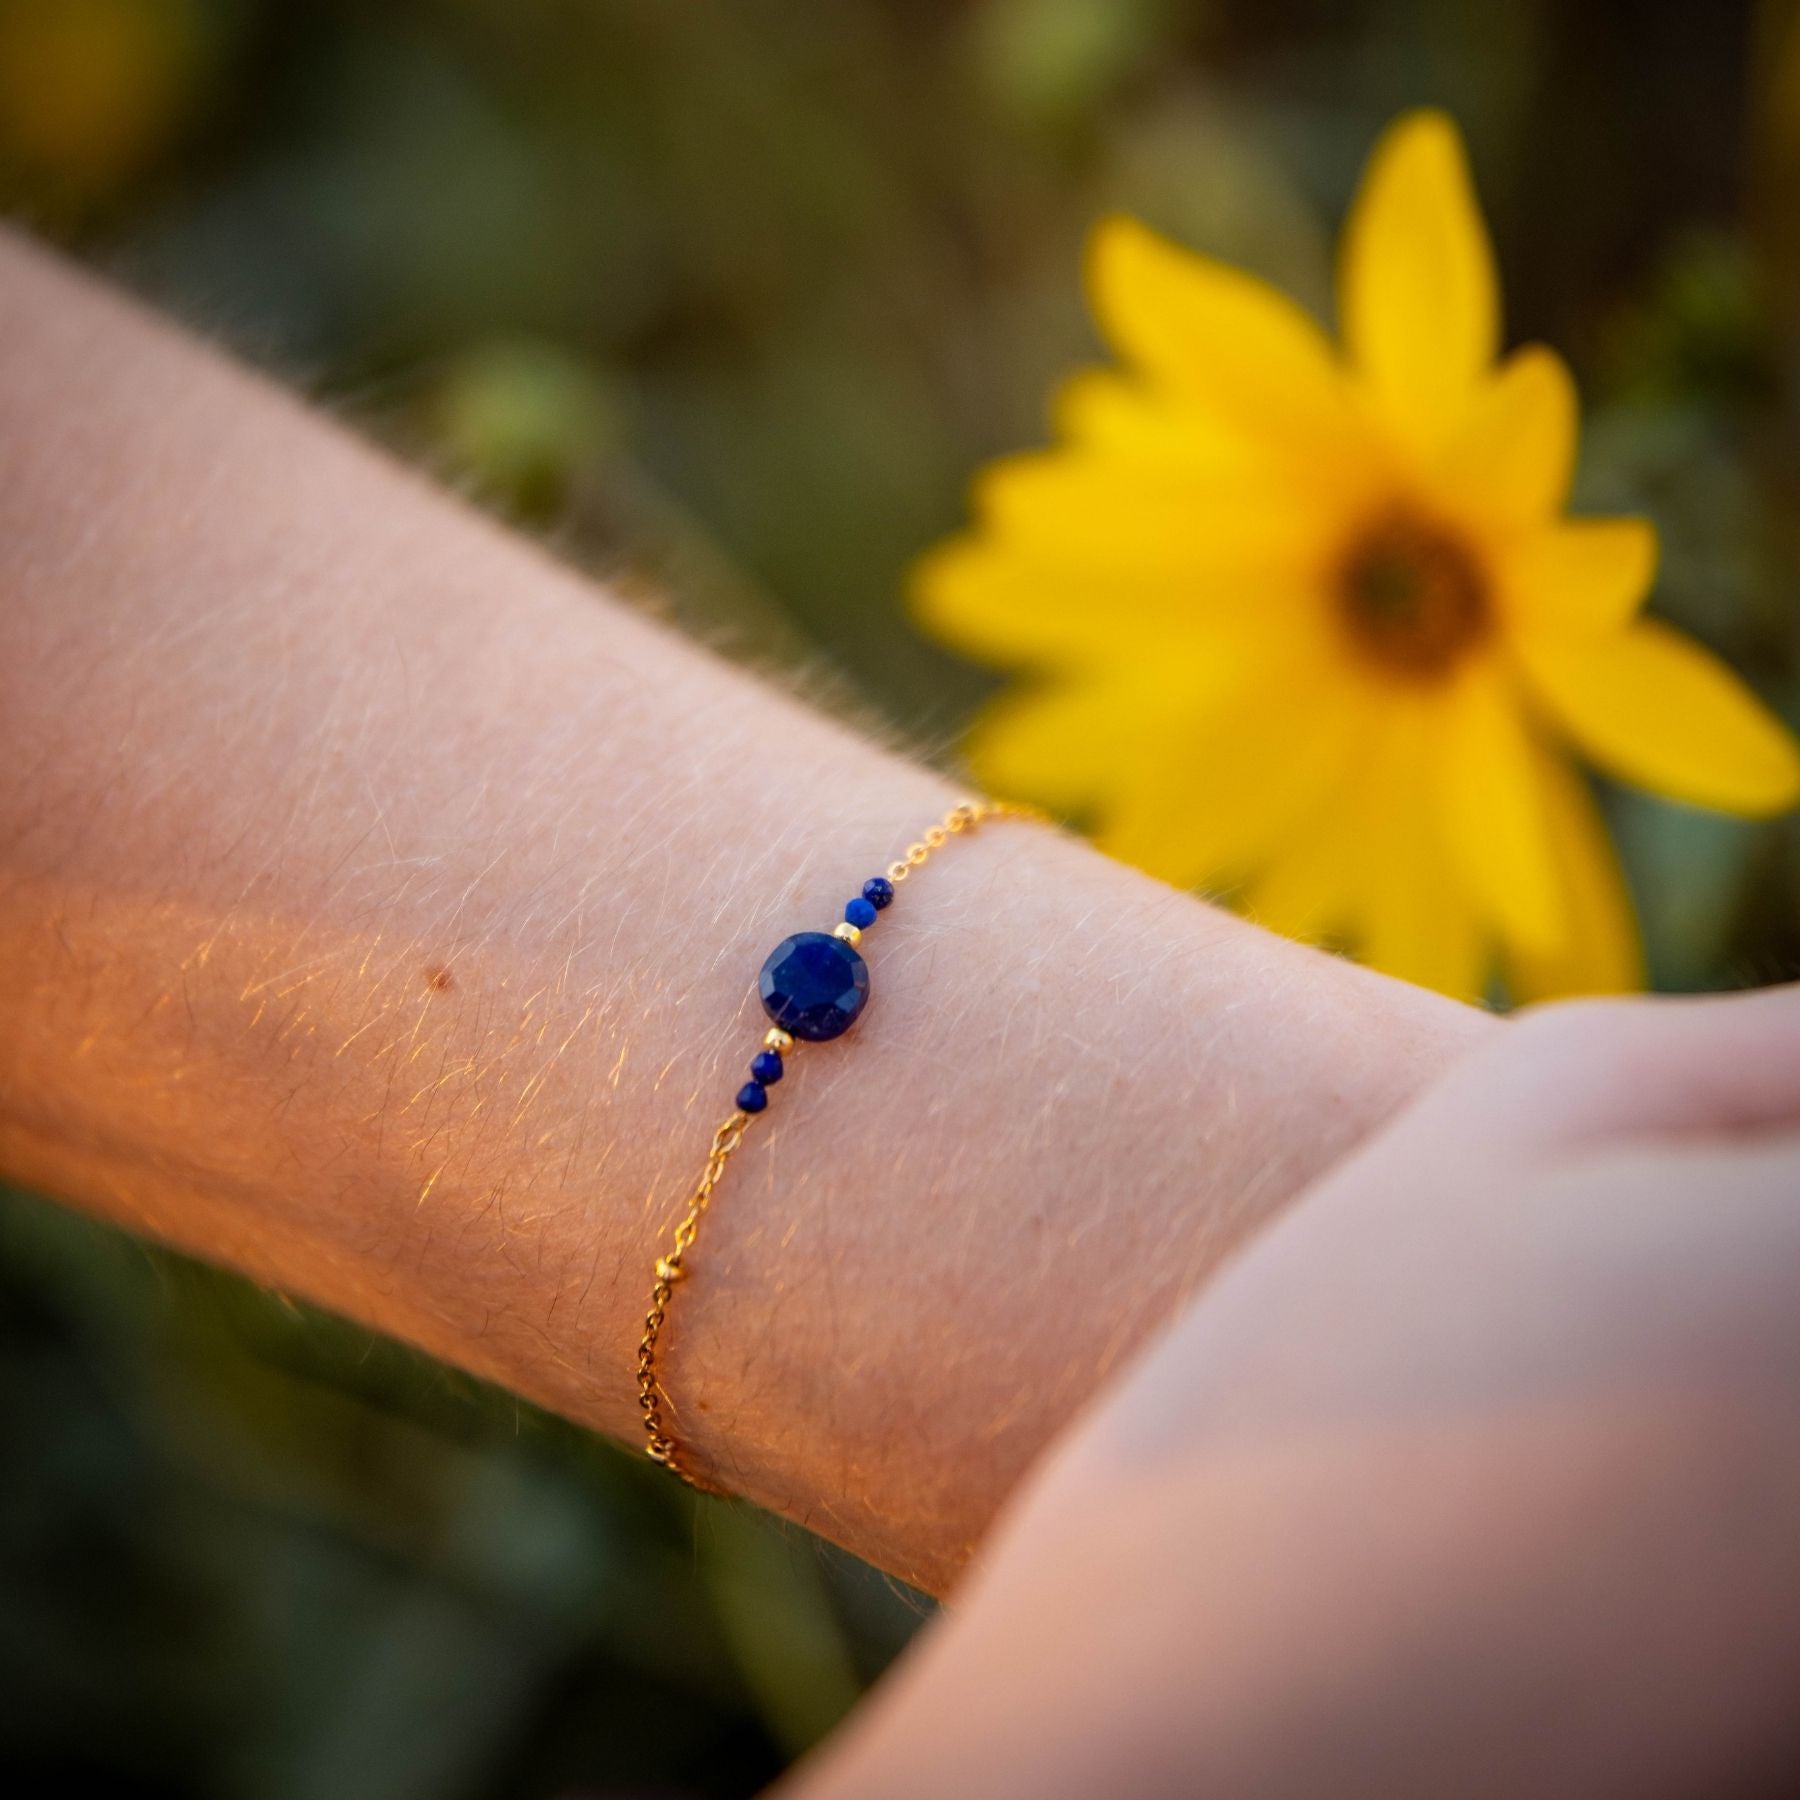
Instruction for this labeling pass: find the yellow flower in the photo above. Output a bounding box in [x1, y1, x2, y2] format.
[914, 109, 1800, 1001]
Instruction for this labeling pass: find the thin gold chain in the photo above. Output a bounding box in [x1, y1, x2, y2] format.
[636, 1110, 749, 1482]
[878, 794, 1044, 885]
[636, 796, 1044, 1488]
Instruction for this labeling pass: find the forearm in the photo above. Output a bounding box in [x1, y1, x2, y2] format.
[0, 232, 1490, 1591]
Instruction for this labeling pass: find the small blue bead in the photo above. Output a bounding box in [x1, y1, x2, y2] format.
[736, 1080, 768, 1113]
[862, 876, 895, 910]
[845, 896, 878, 929]
[750, 1049, 784, 1084]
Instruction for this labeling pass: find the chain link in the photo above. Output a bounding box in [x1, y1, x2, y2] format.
[883, 795, 1044, 886]
[637, 796, 1044, 1488]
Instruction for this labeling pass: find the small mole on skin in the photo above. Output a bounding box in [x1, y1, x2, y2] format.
[424, 965, 455, 992]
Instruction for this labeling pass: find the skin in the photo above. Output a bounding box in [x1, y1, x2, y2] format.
[0, 232, 1488, 1594]
[789, 990, 1800, 1797]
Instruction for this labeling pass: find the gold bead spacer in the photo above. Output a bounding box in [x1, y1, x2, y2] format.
[763, 1026, 793, 1052]
[833, 921, 862, 945]
[655, 1256, 685, 1283]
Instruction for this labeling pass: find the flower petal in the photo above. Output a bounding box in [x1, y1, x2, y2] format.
[1434, 664, 1565, 954]
[911, 523, 1308, 671]
[1434, 346, 1577, 523]
[972, 451, 1321, 576]
[1506, 749, 1643, 1001]
[914, 537, 1178, 666]
[1354, 703, 1492, 999]
[1519, 619, 1800, 816]
[1499, 518, 1658, 636]
[1086, 214, 1369, 477]
[1096, 636, 1370, 891]
[963, 676, 1169, 811]
[1340, 109, 1500, 451]
[1243, 791, 1363, 944]
[1052, 368, 1251, 468]
[1360, 845, 1490, 1000]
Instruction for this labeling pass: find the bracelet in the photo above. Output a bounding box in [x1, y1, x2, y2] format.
[636, 796, 1043, 1488]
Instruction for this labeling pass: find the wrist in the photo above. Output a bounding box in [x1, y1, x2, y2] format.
[0, 231, 1496, 1591]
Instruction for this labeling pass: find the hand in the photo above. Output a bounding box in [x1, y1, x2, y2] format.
[792, 986, 1800, 1797]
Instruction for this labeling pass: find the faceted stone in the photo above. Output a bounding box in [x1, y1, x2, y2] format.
[758, 930, 871, 1042]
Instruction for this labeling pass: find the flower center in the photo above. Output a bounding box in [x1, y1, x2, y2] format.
[1336, 510, 1490, 679]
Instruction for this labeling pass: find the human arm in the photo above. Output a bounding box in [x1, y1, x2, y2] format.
[0, 230, 1489, 1593]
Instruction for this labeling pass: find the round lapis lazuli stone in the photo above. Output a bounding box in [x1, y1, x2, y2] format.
[758, 931, 870, 1042]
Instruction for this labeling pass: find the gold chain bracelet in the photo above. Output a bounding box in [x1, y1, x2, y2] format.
[636, 796, 1043, 1488]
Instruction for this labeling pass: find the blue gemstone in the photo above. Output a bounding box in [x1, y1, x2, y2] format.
[750, 1049, 784, 1084]
[862, 876, 895, 910]
[737, 1080, 768, 1113]
[844, 896, 878, 929]
[758, 931, 871, 1042]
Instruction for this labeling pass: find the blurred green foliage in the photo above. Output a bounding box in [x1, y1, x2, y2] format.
[3, 0, 1798, 1794]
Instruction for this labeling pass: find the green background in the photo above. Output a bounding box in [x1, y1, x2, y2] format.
[3, 1, 1797, 1794]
